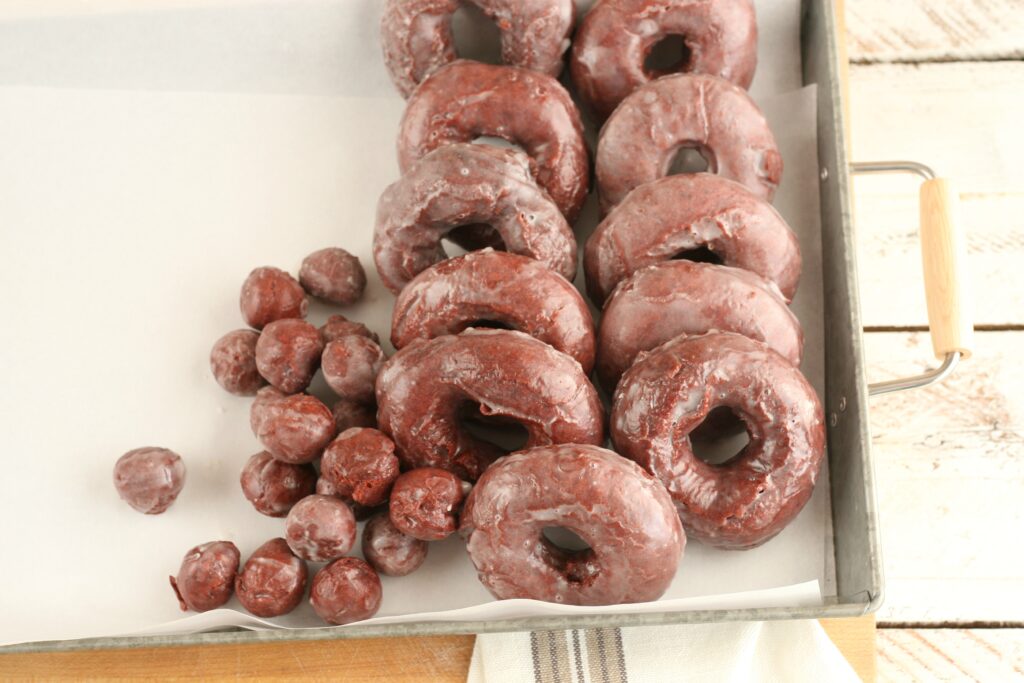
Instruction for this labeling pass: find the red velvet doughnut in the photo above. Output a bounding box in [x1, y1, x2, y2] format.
[596, 260, 803, 392]
[571, 0, 757, 119]
[381, 0, 575, 98]
[397, 60, 589, 222]
[375, 329, 604, 480]
[460, 444, 684, 604]
[584, 173, 800, 306]
[596, 73, 781, 212]
[391, 249, 596, 373]
[610, 332, 825, 550]
[375, 143, 577, 293]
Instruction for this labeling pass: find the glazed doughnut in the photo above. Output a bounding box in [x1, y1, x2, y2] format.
[584, 173, 801, 306]
[375, 144, 577, 294]
[596, 73, 781, 211]
[460, 444, 684, 604]
[380, 0, 575, 98]
[596, 261, 803, 392]
[571, 0, 757, 119]
[391, 249, 596, 373]
[376, 329, 604, 480]
[397, 60, 589, 222]
[610, 332, 825, 550]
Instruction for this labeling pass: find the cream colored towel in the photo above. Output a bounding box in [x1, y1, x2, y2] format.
[468, 620, 859, 683]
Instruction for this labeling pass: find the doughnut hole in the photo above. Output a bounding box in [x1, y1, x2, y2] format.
[458, 401, 530, 455]
[539, 527, 600, 586]
[542, 526, 591, 553]
[442, 223, 506, 256]
[667, 143, 715, 175]
[643, 34, 692, 77]
[689, 407, 752, 466]
[451, 3, 503, 66]
[671, 245, 723, 265]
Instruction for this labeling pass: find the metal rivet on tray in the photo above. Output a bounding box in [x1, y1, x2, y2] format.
[838, 396, 847, 412]
[820, 167, 829, 181]
[829, 413, 838, 427]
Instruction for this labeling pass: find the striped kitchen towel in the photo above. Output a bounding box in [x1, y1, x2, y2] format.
[467, 620, 859, 683]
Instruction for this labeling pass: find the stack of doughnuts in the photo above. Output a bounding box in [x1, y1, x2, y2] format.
[374, 0, 825, 605]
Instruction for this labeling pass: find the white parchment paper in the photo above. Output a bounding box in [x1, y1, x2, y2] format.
[0, 0, 829, 646]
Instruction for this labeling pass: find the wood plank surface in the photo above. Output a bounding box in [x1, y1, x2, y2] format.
[865, 331, 1024, 625]
[878, 628, 1024, 681]
[845, 0, 1024, 63]
[0, 619, 877, 681]
[849, 61, 1024, 328]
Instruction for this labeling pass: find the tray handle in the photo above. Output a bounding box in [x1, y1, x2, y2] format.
[851, 161, 974, 396]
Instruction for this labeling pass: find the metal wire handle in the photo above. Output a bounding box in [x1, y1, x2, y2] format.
[851, 161, 968, 396]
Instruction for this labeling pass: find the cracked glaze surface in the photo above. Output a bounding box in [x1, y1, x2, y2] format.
[239, 450, 317, 517]
[169, 541, 240, 612]
[389, 467, 465, 541]
[597, 260, 803, 392]
[321, 336, 385, 406]
[320, 428, 400, 507]
[235, 538, 308, 618]
[571, 0, 757, 119]
[584, 173, 801, 306]
[112, 447, 186, 515]
[376, 143, 577, 293]
[284, 494, 358, 563]
[254, 319, 324, 395]
[209, 329, 266, 396]
[610, 332, 825, 550]
[596, 73, 781, 212]
[375, 329, 604, 480]
[391, 249, 596, 373]
[250, 392, 336, 465]
[397, 61, 589, 222]
[362, 513, 429, 577]
[460, 444, 684, 605]
[239, 266, 307, 330]
[381, 0, 574, 98]
[310, 558, 382, 625]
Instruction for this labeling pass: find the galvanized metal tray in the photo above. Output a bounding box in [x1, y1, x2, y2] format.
[6, 0, 975, 654]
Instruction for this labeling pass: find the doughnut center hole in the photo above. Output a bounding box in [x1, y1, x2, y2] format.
[671, 246, 722, 265]
[644, 34, 692, 76]
[443, 224, 506, 256]
[464, 319, 515, 331]
[459, 401, 530, 454]
[452, 3, 503, 65]
[668, 144, 713, 175]
[542, 526, 591, 553]
[690, 407, 750, 466]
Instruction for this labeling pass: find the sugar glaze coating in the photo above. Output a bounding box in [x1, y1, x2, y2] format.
[113, 447, 186, 515]
[169, 541, 240, 612]
[239, 450, 317, 517]
[309, 558, 382, 625]
[362, 513, 429, 577]
[235, 538, 308, 618]
[389, 467, 465, 541]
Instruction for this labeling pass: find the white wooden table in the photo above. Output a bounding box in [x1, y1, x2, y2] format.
[846, 0, 1024, 678]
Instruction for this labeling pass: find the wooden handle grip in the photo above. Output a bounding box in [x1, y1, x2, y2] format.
[919, 178, 974, 360]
